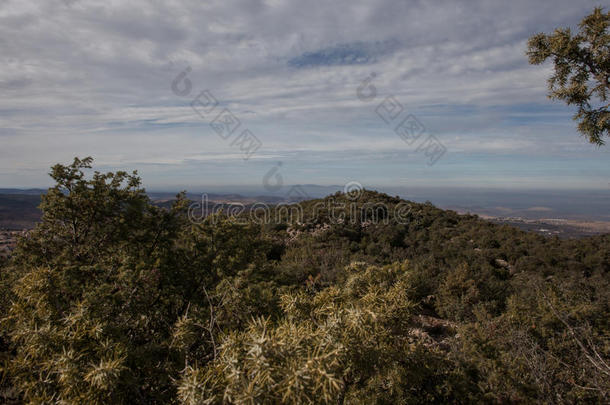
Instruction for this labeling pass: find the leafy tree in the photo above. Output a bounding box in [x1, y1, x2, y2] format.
[2, 158, 276, 403]
[3, 158, 190, 403]
[527, 7, 610, 145]
[13, 157, 163, 268]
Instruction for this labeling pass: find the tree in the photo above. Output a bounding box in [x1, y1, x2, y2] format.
[527, 7, 610, 145]
[2, 157, 282, 404]
[3, 157, 190, 403]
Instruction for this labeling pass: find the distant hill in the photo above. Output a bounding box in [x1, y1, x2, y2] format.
[0, 194, 42, 229]
[0, 188, 46, 195]
[0, 190, 292, 229]
[0, 188, 608, 238]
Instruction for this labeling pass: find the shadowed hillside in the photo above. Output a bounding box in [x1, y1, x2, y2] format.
[0, 194, 41, 229]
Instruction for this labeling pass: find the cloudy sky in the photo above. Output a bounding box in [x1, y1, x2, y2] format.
[1, 0, 608, 192]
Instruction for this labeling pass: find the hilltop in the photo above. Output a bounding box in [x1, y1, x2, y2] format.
[0, 160, 608, 403]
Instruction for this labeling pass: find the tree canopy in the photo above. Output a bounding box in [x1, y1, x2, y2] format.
[527, 7, 610, 145]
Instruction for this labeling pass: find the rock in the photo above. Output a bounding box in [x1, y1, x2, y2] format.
[495, 258, 509, 268]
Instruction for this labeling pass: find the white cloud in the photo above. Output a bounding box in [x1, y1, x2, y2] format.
[0, 0, 607, 188]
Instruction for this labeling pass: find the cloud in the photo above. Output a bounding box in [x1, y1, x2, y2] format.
[0, 0, 608, 189]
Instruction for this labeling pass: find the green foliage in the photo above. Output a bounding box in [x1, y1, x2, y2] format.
[179, 262, 478, 404]
[1, 158, 278, 403]
[527, 7, 610, 145]
[1, 159, 608, 403]
[458, 272, 610, 403]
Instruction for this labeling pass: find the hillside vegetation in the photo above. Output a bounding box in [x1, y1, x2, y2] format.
[0, 158, 608, 404]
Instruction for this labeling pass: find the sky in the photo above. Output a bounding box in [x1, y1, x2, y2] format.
[0, 0, 609, 194]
